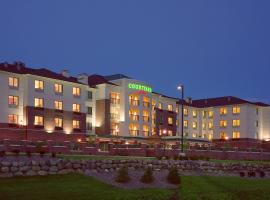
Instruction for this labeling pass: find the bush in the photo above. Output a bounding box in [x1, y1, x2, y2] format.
[239, 172, 245, 177]
[259, 171, 265, 178]
[140, 167, 154, 184]
[115, 167, 130, 183]
[167, 167, 181, 185]
[248, 171, 256, 177]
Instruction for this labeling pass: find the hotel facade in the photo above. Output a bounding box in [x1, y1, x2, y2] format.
[1, 62, 270, 148]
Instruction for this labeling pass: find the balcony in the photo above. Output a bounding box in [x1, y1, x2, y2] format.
[110, 98, 120, 104]
[142, 116, 150, 122]
[143, 101, 150, 108]
[129, 115, 139, 121]
[129, 130, 139, 136]
[142, 131, 150, 137]
[110, 113, 120, 120]
[129, 99, 140, 106]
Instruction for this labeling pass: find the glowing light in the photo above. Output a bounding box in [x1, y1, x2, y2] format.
[77, 138, 82, 143]
[177, 85, 182, 90]
[163, 129, 167, 134]
[46, 130, 53, 133]
[225, 136, 229, 140]
[128, 83, 152, 93]
[265, 138, 270, 142]
[125, 141, 129, 145]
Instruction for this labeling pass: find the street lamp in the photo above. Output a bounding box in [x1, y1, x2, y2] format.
[177, 85, 184, 153]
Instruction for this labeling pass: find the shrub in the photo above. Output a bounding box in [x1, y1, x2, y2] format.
[259, 171, 265, 178]
[115, 167, 130, 183]
[239, 172, 245, 177]
[140, 167, 154, 184]
[167, 167, 181, 185]
[248, 171, 256, 177]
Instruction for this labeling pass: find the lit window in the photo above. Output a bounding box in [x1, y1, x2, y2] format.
[220, 120, 227, 127]
[168, 104, 173, 111]
[110, 92, 120, 104]
[208, 110, 213, 118]
[232, 106, 240, 114]
[73, 87, 81, 97]
[202, 111, 207, 118]
[34, 116, 44, 126]
[34, 98, 44, 108]
[35, 80, 44, 90]
[158, 103, 162, 109]
[54, 101, 63, 110]
[55, 117, 63, 128]
[8, 96, 19, 106]
[184, 120, 188, 127]
[220, 107, 227, 115]
[72, 103, 80, 112]
[54, 83, 63, 93]
[184, 108, 188, 116]
[232, 119, 240, 127]
[192, 121, 197, 129]
[220, 132, 227, 139]
[168, 130, 173, 136]
[192, 110, 197, 117]
[209, 133, 213, 140]
[192, 133, 197, 138]
[176, 107, 179, 113]
[208, 122, 213, 129]
[202, 122, 206, 130]
[9, 77, 19, 88]
[143, 96, 150, 108]
[72, 120, 80, 129]
[233, 131, 240, 138]
[8, 114, 18, 124]
[168, 117, 173, 125]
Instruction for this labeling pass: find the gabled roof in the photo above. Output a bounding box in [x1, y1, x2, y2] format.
[88, 74, 117, 87]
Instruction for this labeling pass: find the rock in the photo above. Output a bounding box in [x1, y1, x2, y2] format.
[1, 167, 9, 173]
[58, 169, 69, 175]
[31, 160, 39, 166]
[0, 173, 13, 178]
[20, 166, 30, 172]
[32, 166, 41, 171]
[12, 162, 19, 167]
[1, 161, 11, 167]
[49, 166, 58, 172]
[10, 166, 18, 172]
[72, 163, 81, 169]
[26, 170, 37, 176]
[38, 171, 48, 176]
[14, 171, 23, 176]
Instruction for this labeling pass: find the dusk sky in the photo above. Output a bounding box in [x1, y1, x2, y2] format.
[1, 0, 270, 102]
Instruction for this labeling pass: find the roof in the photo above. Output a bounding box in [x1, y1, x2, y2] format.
[88, 74, 117, 87]
[0, 62, 82, 84]
[105, 74, 131, 81]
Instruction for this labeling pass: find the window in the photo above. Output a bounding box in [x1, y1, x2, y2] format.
[220, 107, 227, 115]
[72, 103, 80, 112]
[168, 104, 173, 111]
[220, 120, 227, 127]
[209, 133, 213, 140]
[55, 117, 63, 127]
[88, 91, 93, 100]
[192, 121, 197, 129]
[184, 108, 188, 116]
[72, 120, 80, 129]
[9, 77, 19, 88]
[87, 107, 92, 115]
[143, 96, 150, 108]
[233, 131, 240, 138]
[158, 103, 162, 109]
[87, 122, 93, 131]
[111, 92, 120, 104]
[192, 110, 197, 117]
[35, 80, 44, 90]
[8, 96, 19, 106]
[220, 132, 227, 139]
[176, 107, 179, 113]
[192, 133, 197, 138]
[232, 119, 240, 127]
[54, 101, 63, 110]
[256, 120, 259, 127]
[256, 108, 259, 115]
[202, 110, 207, 118]
[72, 87, 81, 97]
[232, 106, 240, 114]
[168, 117, 173, 125]
[184, 120, 188, 127]
[54, 83, 63, 93]
[34, 98, 44, 108]
[8, 114, 18, 124]
[168, 130, 173, 136]
[202, 122, 206, 130]
[34, 116, 44, 126]
[208, 122, 213, 129]
[208, 110, 213, 118]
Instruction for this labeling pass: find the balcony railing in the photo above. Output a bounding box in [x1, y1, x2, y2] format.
[129, 115, 139, 121]
[110, 98, 120, 104]
[129, 130, 139, 136]
[142, 116, 150, 122]
[129, 100, 140, 106]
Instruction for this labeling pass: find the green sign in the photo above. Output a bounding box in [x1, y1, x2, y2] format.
[128, 83, 152, 93]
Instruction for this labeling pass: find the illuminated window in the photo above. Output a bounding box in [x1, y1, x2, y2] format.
[158, 102, 163, 109]
[208, 110, 213, 118]
[232, 119, 240, 127]
[151, 100, 156, 110]
[129, 95, 139, 106]
[8, 114, 18, 124]
[72, 120, 80, 129]
[208, 122, 213, 129]
[184, 108, 188, 116]
[111, 123, 119, 135]
[192, 121, 197, 129]
[129, 123, 139, 136]
[209, 133, 213, 140]
[202, 122, 206, 130]
[54, 83, 63, 93]
[168, 117, 173, 125]
[72, 103, 80, 112]
[232, 106, 240, 114]
[55, 117, 63, 128]
[72, 87, 81, 97]
[9, 77, 19, 88]
[54, 101, 63, 110]
[220, 132, 227, 139]
[233, 131, 240, 138]
[220, 120, 227, 127]
[192, 110, 197, 117]
[35, 80, 44, 90]
[220, 107, 227, 115]
[168, 104, 173, 111]
[176, 107, 179, 113]
[110, 92, 120, 104]
[8, 96, 19, 106]
[168, 130, 173, 136]
[143, 125, 150, 136]
[143, 96, 150, 108]
[202, 110, 207, 118]
[143, 110, 149, 122]
[184, 120, 188, 127]
[192, 133, 197, 138]
[34, 116, 44, 126]
[34, 98, 44, 108]
[129, 109, 139, 121]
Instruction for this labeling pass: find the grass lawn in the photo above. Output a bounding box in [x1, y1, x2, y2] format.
[57, 154, 156, 160]
[210, 159, 270, 165]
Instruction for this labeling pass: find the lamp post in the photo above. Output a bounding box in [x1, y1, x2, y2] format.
[177, 85, 184, 153]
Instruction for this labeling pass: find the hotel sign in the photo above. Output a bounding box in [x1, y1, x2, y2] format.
[128, 83, 152, 93]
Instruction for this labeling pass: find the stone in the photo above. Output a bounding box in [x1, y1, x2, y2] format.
[72, 163, 81, 169]
[26, 170, 37, 176]
[1, 161, 11, 167]
[10, 166, 18, 172]
[58, 169, 69, 175]
[32, 166, 41, 171]
[49, 166, 58, 172]
[38, 171, 48, 176]
[31, 160, 39, 166]
[20, 166, 30, 172]
[0, 173, 13, 178]
[14, 171, 23, 176]
[1, 167, 9, 173]
[12, 161, 19, 167]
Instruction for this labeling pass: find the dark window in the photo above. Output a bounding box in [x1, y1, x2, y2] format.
[87, 122, 92, 131]
[88, 91, 93, 100]
[87, 107, 92, 115]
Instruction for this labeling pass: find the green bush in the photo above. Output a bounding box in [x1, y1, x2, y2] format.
[167, 167, 181, 185]
[140, 167, 154, 184]
[115, 167, 130, 183]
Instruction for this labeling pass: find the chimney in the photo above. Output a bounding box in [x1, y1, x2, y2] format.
[77, 73, 88, 84]
[14, 61, 25, 70]
[186, 97, 192, 104]
[61, 70, 70, 78]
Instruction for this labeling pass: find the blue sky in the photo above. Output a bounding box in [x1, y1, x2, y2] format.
[1, 0, 270, 102]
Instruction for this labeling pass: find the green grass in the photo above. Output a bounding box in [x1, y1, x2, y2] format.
[210, 159, 270, 165]
[181, 176, 270, 200]
[0, 174, 172, 200]
[57, 154, 156, 160]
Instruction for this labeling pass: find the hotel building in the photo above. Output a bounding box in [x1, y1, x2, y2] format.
[0, 62, 270, 147]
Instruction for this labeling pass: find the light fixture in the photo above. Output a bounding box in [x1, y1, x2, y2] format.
[77, 138, 82, 143]
[177, 85, 182, 90]
[225, 136, 229, 140]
